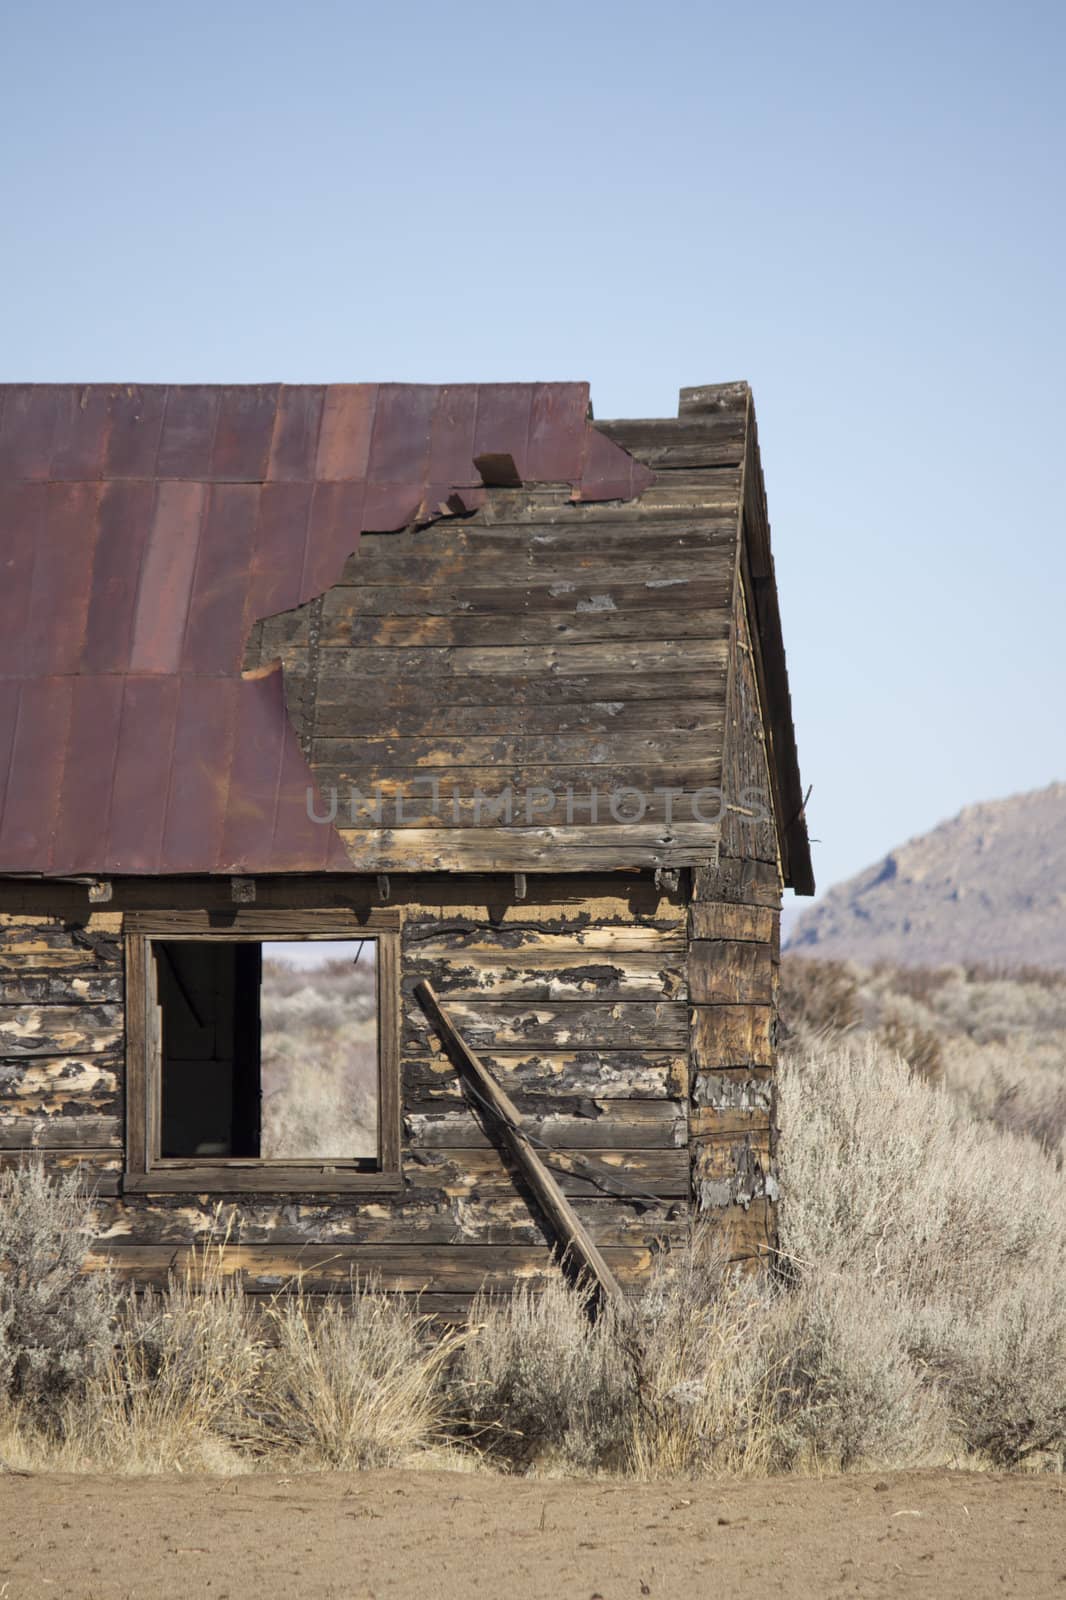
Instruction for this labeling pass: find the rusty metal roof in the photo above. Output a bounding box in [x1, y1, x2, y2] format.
[0, 383, 652, 876]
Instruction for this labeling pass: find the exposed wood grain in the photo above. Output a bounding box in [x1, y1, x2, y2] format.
[688, 940, 773, 1005]
[0, 1005, 122, 1056]
[688, 903, 776, 943]
[690, 1005, 774, 1070]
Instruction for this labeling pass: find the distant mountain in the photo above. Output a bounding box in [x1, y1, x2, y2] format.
[787, 783, 1066, 969]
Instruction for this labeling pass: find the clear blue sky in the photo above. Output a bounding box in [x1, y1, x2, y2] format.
[3, 0, 1063, 900]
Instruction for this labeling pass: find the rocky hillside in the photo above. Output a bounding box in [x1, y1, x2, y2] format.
[787, 782, 1066, 969]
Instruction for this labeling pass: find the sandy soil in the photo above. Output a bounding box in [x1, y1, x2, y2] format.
[0, 1467, 1063, 1599]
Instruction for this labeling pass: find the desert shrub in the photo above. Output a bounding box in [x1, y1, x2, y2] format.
[778, 1034, 1066, 1467]
[911, 1274, 1066, 1468]
[255, 1287, 460, 1469]
[878, 1015, 944, 1082]
[451, 1276, 634, 1471]
[0, 1163, 113, 1417]
[623, 1241, 780, 1477]
[777, 1034, 1065, 1302]
[766, 1273, 947, 1470]
[778, 957, 861, 1037]
[79, 1237, 266, 1473]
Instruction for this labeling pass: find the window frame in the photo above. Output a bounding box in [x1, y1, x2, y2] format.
[123, 908, 402, 1194]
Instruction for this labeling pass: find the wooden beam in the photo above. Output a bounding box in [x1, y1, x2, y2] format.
[414, 980, 623, 1306]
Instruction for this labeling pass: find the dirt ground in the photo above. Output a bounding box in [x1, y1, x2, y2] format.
[0, 1467, 1063, 1599]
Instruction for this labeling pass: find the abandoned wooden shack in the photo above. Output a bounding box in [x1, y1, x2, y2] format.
[0, 379, 812, 1313]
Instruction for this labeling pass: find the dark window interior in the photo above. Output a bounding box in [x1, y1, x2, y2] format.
[154, 938, 380, 1162]
[157, 941, 262, 1157]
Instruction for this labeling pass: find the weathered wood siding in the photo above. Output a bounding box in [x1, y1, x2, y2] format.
[244, 453, 748, 874]
[684, 546, 784, 1249]
[0, 873, 770, 1310]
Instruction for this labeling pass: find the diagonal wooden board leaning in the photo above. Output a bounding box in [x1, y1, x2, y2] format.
[414, 980, 623, 1306]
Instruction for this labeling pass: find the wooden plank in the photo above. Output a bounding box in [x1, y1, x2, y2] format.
[0, 1149, 122, 1193]
[691, 858, 781, 908]
[319, 573, 733, 623]
[688, 902, 776, 943]
[312, 730, 723, 769]
[336, 827, 721, 872]
[86, 1242, 655, 1294]
[690, 1005, 774, 1070]
[413, 981, 623, 1303]
[121, 1168, 406, 1195]
[0, 1114, 122, 1149]
[693, 1133, 774, 1207]
[688, 940, 773, 1005]
[325, 778, 724, 832]
[595, 414, 747, 470]
[403, 949, 686, 1002]
[92, 1192, 687, 1248]
[692, 1066, 773, 1113]
[412, 998, 688, 1051]
[0, 972, 122, 1004]
[404, 1047, 687, 1102]
[313, 609, 732, 651]
[330, 521, 738, 586]
[123, 908, 401, 936]
[0, 1053, 120, 1115]
[406, 924, 687, 956]
[315, 669, 721, 713]
[311, 639, 729, 682]
[314, 697, 724, 741]
[0, 1004, 122, 1056]
[405, 1102, 686, 1151]
[405, 1146, 690, 1198]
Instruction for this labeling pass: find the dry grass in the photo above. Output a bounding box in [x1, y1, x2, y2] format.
[254, 1287, 464, 1469]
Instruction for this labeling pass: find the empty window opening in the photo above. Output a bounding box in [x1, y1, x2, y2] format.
[154, 938, 379, 1161]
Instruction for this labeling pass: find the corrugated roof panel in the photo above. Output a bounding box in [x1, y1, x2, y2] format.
[210, 385, 280, 482]
[51, 675, 125, 874]
[244, 481, 315, 631]
[315, 385, 377, 482]
[366, 384, 435, 487]
[426, 385, 479, 490]
[181, 484, 261, 675]
[0, 681, 21, 841]
[301, 481, 365, 603]
[0, 679, 72, 869]
[105, 677, 181, 873]
[267, 386, 324, 482]
[128, 482, 206, 674]
[217, 669, 289, 872]
[161, 676, 237, 873]
[103, 386, 167, 479]
[22, 483, 99, 676]
[82, 481, 157, 674]
[0, 482, 40, 675]
[270, 697, 338, 873]
[51, 386, 111, 481]
[156, 386, 221, 480]
[527, 383, 589, 482]
[472, 383, 534, 478]
[0, 386, 58, 481]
